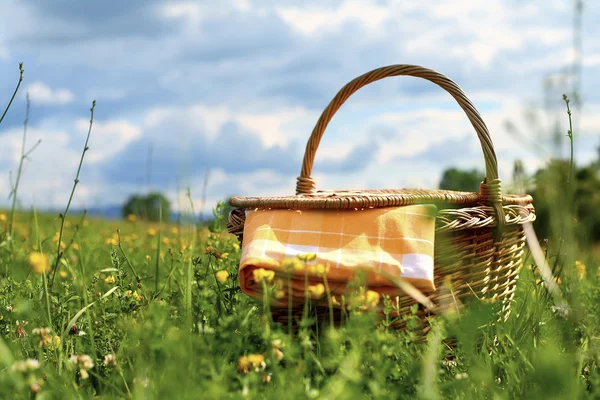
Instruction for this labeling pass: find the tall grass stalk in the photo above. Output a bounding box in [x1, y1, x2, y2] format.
[155, 204, 162, 293]
[75, 229, 98, 371]
[0, 62, 24, 125]
[50, 100, 96, 288]
[563, 94, 575, 196]
[33, 204, 52, 327]
[8, 93, 41, 239]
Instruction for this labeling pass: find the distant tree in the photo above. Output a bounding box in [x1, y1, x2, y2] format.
[530, 159, 600, 245]
[438, 168, 485, 192]
[122, 192, 171, 222]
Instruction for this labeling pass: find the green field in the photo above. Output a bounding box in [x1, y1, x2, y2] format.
[1, 204, 599, 399]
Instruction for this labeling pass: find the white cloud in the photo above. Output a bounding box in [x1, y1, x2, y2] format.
[143, 103, 316, 148]
[74, 119, 142, 163]
[276, 0, 389, 36]
[26, 82, 75, 105]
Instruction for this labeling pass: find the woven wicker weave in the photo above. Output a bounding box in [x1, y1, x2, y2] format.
[227, 64, 535, 334]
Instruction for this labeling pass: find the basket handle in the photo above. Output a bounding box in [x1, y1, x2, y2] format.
[295, 64, 504, 222]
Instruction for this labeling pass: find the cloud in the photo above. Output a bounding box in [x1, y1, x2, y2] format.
[0, 0, 599, 213]
[26, 82, 75, 105]
[276, 1, 389, 36]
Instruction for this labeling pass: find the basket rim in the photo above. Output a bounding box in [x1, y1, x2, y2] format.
[229, 188, 533, 210]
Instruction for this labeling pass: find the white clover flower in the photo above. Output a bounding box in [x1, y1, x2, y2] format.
[12, 359, 40, 373]
[103, 354, 117, 367]
[69, 354, 94, 379]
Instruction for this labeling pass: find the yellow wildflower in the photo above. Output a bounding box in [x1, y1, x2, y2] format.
[298, 253, 317, 262]
[132, 291, 142, 301]
[281, 258, 303, 272]
[104, 276, 116, 284]
[47, 335, 61, 351]
[72, 243, 80, 251]
[331, 296, 341, 306]
[126, 214, 137, 222]
[162, 237, 170, 245]
[124, 290, 132, 297]
[238, 356, 250, 374]
[215, 270, 229, 283]
[309, 264, 329, 275]
[105, 237, 118, 246]
[147, 228, 157, 237]
[170, 227, 179, 235]
[83, 220, 89, 227]
[0, 213, 6, 222]
[308, 283, 325, 297]
[253, 268, 275, 283]
[232, 243, 240, 251]
[59, 271, 68, 279]
[246, 354, 266, 371]
[575, 260, 586, 280]
[219, 252, 229, 261]
[366, 290, 380, 307]
[275, 290, 286, 299]
[28, 252, 50, 275]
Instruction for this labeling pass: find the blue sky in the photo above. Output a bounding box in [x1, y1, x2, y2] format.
[0, 0, 599, 214]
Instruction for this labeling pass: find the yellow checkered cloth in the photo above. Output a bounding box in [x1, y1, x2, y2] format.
[239, 205, 437, 306]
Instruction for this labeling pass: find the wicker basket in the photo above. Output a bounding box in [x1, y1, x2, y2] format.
[227, 64, 535, 334]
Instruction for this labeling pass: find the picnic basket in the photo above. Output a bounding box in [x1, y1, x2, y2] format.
[227, 64, 535, 335]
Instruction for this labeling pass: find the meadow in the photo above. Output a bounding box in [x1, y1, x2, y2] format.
[2, 66, 600, 400]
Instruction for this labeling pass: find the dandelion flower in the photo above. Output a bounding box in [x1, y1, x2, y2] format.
[238, 356, 250, 374]
[147, 228, 157, 237]
[126, 214, 137, 222]
[298, 253, 317, 262]
[253, 268, 275, 283]
[47, 335, 61, 351]
[309, 264, 329, 275]
[0, 213, 6, 222]
[575, 260, 586, 280]
[307, 283, 325, 297]
[28, 252, 50, 275]
[247, 354, 266, 371]
[366, 290, 380, 307]
[59, 270, 68, 279]
[282, 258, 303, 272]
[215, 270, 229, 283]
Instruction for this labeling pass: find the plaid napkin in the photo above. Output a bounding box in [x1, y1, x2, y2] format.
[238, 205, 437, 306]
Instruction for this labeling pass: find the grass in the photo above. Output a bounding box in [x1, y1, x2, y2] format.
[0, 207, 599, 399]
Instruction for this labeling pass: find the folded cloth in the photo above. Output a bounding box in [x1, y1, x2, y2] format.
[238, 205, 437, 307]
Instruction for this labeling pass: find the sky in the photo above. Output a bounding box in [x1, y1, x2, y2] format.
[0, 0, 599, 215]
